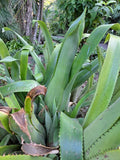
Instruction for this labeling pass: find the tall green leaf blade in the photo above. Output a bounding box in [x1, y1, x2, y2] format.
[59, 112, 83, 160]
[0, 80, 39, 97]
[45, 10, 85, 112]
[11, 62, 20, 81]
[83, 34, 120, 128]
[44, 44, 61, 86]
[34, 20, 54, 55]
[70, 23, 120, 79]
[20, 49, 29, 80]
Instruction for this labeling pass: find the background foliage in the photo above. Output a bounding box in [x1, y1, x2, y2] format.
[45, 0, 120, 34]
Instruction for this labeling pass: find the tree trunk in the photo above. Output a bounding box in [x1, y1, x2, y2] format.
[16, 0, 26, 35]
[38, 0, 44, 43]
[25, 0, 33, 36]
[32, 1, 41, 44]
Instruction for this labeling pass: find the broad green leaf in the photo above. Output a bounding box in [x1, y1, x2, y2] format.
[70, 23, 120, 80]
[91, 150, 120, 160]
[59, 112, 83, 160]
[11, 62, 20, 81]
[45, 10, 85, 112]
[33, 20, 54, 55]
[0, 155, 51, 160]
[0, 107, 11, 133]
[84, 97, 120, 152]
[85, 120, 120, 159]
[83, 34, 120, 128]
[20, 49, 29, 80]
[0, 56, 18, 63]
[0, 80, 39, 97]
[5, 94, 21, 110]
[0, 145, 20, 155]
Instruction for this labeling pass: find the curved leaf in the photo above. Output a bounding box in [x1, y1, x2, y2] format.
[24, 85, 47, 115]
[0, 80, 40, 97]
[70, 23, 120, 80]
[0, 56, 18, 63]
[34, 20, 54, 55]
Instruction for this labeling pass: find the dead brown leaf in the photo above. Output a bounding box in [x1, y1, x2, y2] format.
[27, 85, 47, 101]
[10, 108, 31, 141]
[21, 143, 59, 156]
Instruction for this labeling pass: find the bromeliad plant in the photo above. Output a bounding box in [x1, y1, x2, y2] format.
[0, 9, 120, 159]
